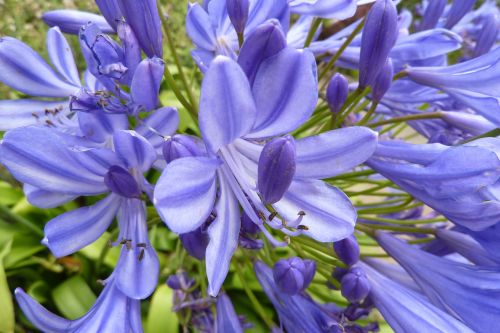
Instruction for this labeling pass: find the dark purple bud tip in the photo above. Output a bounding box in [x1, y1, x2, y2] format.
[341, 266, 371, 303]
[334, 235, 360, 266]
[226, 0, 249, 34]
[241, 211, 261, 234]
[180, 226, 209, 260]
[258, 136, 296, 204]
[359, 0, 399, 89]
[166, 272, 195, 290]
[163, 134, 204, 163]
[104, 165, 141, 198]
[273, 257, 315, 295]
[371, 58, 394, 102]
[327, 73, 349, 114]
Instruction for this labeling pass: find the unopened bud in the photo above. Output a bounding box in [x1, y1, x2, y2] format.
[326, 73, 349, 114]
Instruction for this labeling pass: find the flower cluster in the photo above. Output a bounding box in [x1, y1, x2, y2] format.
[1, 0, 500, 332]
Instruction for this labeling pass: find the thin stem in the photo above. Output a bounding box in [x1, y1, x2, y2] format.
[304, 18, 322, 48]
[358, 222, 437, 234]
[357, 101, 378, 125]
[359, 215, 446, 225]
[328, 169, 376, 181]
[158, 3, 198, 113]
[0, 204, 43, 237]
[319, 19, 365, 83]
[368, 112, 443, 128]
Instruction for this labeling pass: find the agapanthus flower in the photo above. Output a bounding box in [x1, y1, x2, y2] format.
[361, 262, 474, 332]
[15, 276, 143, 333]
[376, 231, 500, 332]
[154, 46, 377, 295]
[367, 139, 500, 230]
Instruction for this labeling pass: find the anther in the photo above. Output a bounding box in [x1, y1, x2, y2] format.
[138, 249, 145, 261]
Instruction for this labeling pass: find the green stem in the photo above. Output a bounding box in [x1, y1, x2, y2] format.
[237, 263, 275, 329]
[163, 66, 197, 120]
[368, 112, 443, 128]
[358, 223, 437, 235]
[158, 3, 198, 113]
[304, 18, 322, 48]
[319, 19, 365, 84]
[392, 71, 408, 81]
[357, 101, 378, 125]
[359, 215, 446, 225]
[460, 128, 500, 144]
[0, 204, 43, 237]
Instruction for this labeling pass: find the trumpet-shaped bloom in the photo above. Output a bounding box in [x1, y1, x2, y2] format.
[406, 47, 500, 125]
[15, 277, 143, 333]
[376, 231, 500, 332]
[154, 50, 377, 295]
[361, 262, 474, 333]
[367, 139, 500, 230]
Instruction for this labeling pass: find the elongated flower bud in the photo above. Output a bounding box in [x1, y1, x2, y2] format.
[226, 0, 249, 34]
[273, 257, 316, 295]
[95, 0, 123, 31]
[334, 235, 360, 266]
[359, 0, 399, 89]
[130, 57, 164, 112]
[258, 135, 296, 204]
[104, 165, 141, 198]
[341, 266, 371, 302]
[473, 14, 498, 58]
[163, 134, 203, 163]
[371, 58, 394, 102]
[444, 0, 475, 30]
[326, 73, 349, 114]
[419, 0, 446, 31]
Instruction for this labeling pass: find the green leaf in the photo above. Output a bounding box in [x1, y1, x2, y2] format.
[0, 240, 14, 333]
[0, 181, 23, 206]
[146, 284, 179, 333]
[78, 232, 120, 268]
[52, 275, 96, 320]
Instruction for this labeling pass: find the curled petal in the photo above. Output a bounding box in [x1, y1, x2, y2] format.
[295, 127, 378, 179]
[200, 56, 256, 153]
[0, 37, 79, 97]
[248, 48, 318, 139]
[43, 9, 114, 34]
[206, 171, 241, 296]
[154, 157, 219, 234]
[274, 179, 356, 242]
[290, 0, 357, 19]
[24, 184, 77, 209]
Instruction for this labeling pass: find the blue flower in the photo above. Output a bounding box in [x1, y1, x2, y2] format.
[154, 50, 377, 295]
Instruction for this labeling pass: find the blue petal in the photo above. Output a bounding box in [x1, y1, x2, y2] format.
[135, 107, 179, 149]
[186, 3, 217, 51]
[117, 0, 163, 58]
[376, 231, 500, 333]
[238, 19, 287, 86]
[113, 130, 157, 172]
[0, 127, 109, 195]
[247, 48, 318, 139]
[24, 184, 77, 209]
[215, 294, 243, 333]
[130, 57, 164, 112]
[43, 195, 122, 257]
[78, 111, 129, 144]
[43, 9, 114, 34]
[0, 37, 79, 97]
[95, 0, 123, 31]
[361, 263, 474, 333]
[47, 27, 81, 86]
[154, 157, 219, 234]
[117, 22, 142, 85]
[0, 99, 68, 131]
[295, 127, 378, 179]
[15, 288, 74, 333]
[274, 179, 356, 242]
[199, 56, 256, 153]
[289, 0, 357, 19]
[206, 171, 241, 296]
[246, 0, 290, 34]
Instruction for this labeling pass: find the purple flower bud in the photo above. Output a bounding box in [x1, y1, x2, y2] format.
[163, 134, 204, 163]
[419, 0, 446, 31]
[117, 0, 163, 58]
[444, 0, 475, 30]
[117, 22, 141, 85]
[371, 58, 394, 102]
[226, 0, 249, 34]
[130, 57, 164, 112]
[104, 165, 141, 198]
[334, 235, 360, 266]
[258, 135, 296, 204]
[332, 266, 348, 282]
[179, 227, 209, 260]
[241, 211, 260, 234]
[273, 257, 315, 295]
[473, 14, 499, 58]
[359, 0, 399, 89]
[166, 272, 195, 290]
[341, 266, 371, 303]
[326, 73, 349, 114]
